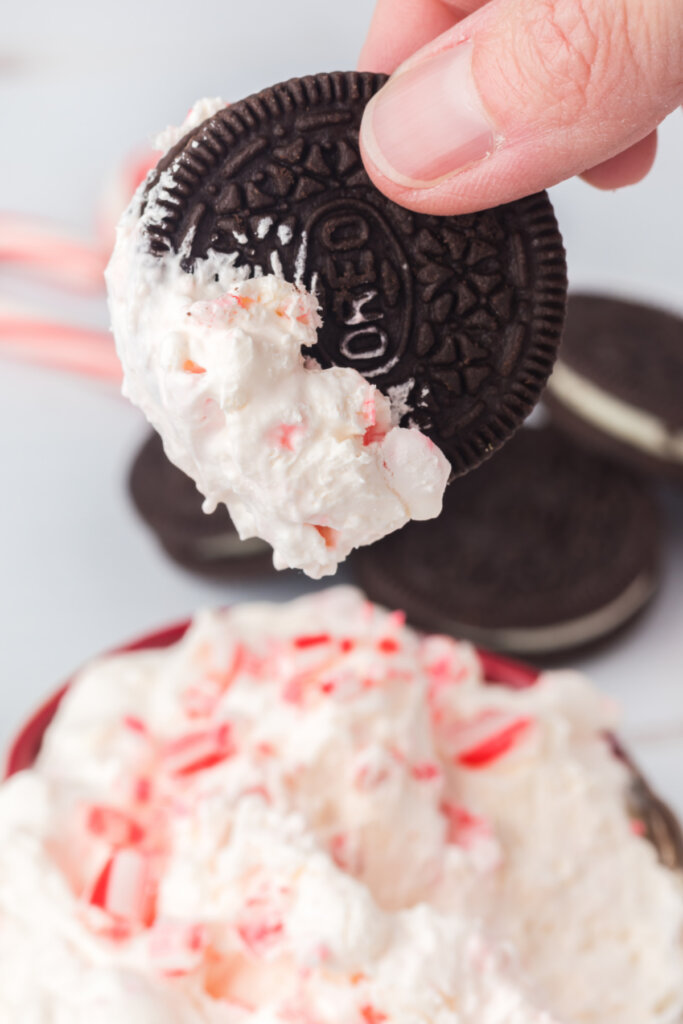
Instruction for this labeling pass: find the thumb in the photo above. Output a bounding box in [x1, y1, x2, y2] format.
[359, 0, 683, 214]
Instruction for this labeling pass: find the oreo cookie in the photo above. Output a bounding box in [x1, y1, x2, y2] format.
[546, 293, 683, 481]
[129, 432, 275, 578]
[351, 426, 661, 657]
[627, 765, 683, 873]
[139, 72, 567, 477]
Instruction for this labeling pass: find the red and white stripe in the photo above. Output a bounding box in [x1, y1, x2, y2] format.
[0, 303, 121, 382]
[0, 213, 107, 292]
[97, 148, 157, 254]
[89, 848, 156, 926]
[446, 710, 533, 769]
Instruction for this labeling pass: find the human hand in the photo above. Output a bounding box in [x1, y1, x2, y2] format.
[358, 0, 683, 214]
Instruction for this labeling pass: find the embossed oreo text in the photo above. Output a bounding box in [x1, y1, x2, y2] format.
[303, 200, 411, 379]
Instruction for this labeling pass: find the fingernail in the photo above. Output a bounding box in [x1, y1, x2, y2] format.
[361, 42, 497, 188]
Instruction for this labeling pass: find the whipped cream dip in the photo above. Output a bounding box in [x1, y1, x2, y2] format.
[1, 588, 682, 1023]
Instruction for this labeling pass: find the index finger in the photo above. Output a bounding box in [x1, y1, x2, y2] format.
[358, 0, 460, 73]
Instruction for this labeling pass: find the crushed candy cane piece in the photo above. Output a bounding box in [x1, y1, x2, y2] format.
[89, 848, 156, 925]
[237, 916, 284, 956]
[411, 762, 440, 782]
[445, 711, 533, 769]
[86, 805, 145, 847]
[439, 801, 501, 873]
[313, 525, 339, 548]
[271, 422, 304, 451]
[293, 634, 332, 649]
[149, 920, 208, 976]
[360, 1004, 387, 1024]
[161, 723, 236, 776]
[183, 359, 206, 374]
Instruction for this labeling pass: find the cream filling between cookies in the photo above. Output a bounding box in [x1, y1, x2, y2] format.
[450, 569, 657, 654]
[548, 360, 683, 462]
[190, 532, 271, 561]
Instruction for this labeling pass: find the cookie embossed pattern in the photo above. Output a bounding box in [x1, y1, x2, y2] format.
[108, 74, 566, 578]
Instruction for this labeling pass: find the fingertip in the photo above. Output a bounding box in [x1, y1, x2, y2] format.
[580, 131, 658, 190]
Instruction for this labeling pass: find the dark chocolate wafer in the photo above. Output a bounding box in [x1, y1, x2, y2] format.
[138, 72, 567, 477]
[351, 426, 661, 657]
[546, 293, 683, 482]
[129, 432, 275, 579]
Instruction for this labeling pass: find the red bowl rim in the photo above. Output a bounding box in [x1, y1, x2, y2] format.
[4, 620, 539, 779]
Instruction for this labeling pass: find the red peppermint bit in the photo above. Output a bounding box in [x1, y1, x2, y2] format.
[123, 715, 148, 735]
[389, 610, 406, 629]
[455, 716, 532, 769]
[255, 741, 276, 757]
[161, 722, 236, 776]
[362, 424, 387, 446]
[183, 359, 206, 374]
[427, 657, 452, 679]
[242, 784, 272, 803]
[354, 763, 390, 790]
[329, 833, 349, 869]
[313, 524, 339, 548]
[192, 644, 247, 704]
[86, 805, 145, 847]
[98, 919, 135, 943]
[350, 972, 367, 985]
[340, 638, 355, 653]
[182, 679, 223, 719]
[411, 762, 440, 782]
[282, 676, 305, 705]
[631, 818, 646, 836]
[237, 917, 284, 955]
[293, 634, 332, 649]
[377, 637, 399, 654]
[440, 801, 488, 845]
[149, 920, 208, 976]
[361, 1005, 387, 1024]
[271, 422, 302, 451]
[234, 294, 255, 310]
[320, 680, 336, 695]
[89, 848, 156, 926]
[362, 391, 376, 426]
[133, 777, 152, 804]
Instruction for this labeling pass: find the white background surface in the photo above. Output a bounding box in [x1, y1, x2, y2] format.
[1, 1, 682, 811]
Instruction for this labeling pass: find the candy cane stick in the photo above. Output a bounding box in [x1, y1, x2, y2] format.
[97, 148, 157, 256]
[0, 213, 107, 292]
[0, 304, 121, 383]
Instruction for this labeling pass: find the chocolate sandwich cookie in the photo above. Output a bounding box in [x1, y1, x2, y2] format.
[546, 294, 683, 481]
[351, 426, 661, 658]
[129, 432, 275, 578]
[139, 72, 567, 477]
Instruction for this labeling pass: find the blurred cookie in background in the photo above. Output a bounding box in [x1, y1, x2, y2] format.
[350, 426, 662, 659]
[129, 431, 277, 578]
[545, 293, 683, 482]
